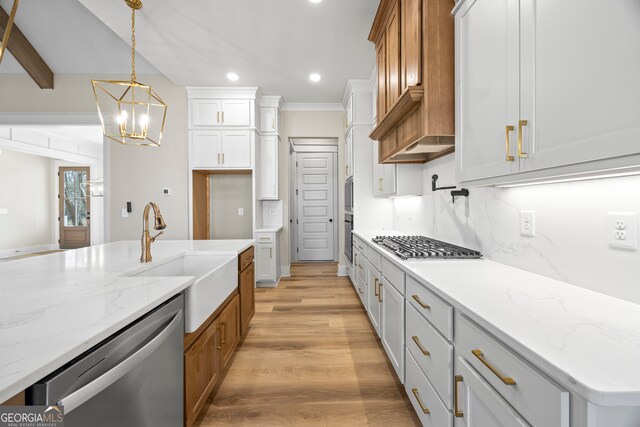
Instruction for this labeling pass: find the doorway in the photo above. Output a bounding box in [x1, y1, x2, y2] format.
[58, 166, 91, 249]
[290, 138, 339, 262]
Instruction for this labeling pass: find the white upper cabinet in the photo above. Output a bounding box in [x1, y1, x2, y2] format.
[345, 128, 354, 179]
[189, 99, 252, 127]
[259, 135, 278, 200]
[373, 142, 423, 197]
[455, 0, 640, 185]
[259, 107, 278, 133]
[191, 130, 251, 169]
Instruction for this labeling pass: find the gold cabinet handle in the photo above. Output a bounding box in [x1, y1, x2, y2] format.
[217, 111, 220, 124]
[518, 119, 528, 158]
[379, 177, 383, 192]
[505, 125, 515, 161]
[345, 165, 349, 176]
[411, 388, 430, 414]
[217, 153, 221, 164]
[454, 375, 464, 417]
[269, 247, 272, 258]
[472, 349, 516, 385]
[221, 322, 227, 345]
[222, 111, 225, 124]
[272, 118, 276, 130]
[378, 282, 383, 303]
[374, 278, 379, 296]
[222, 153, 225, 164]
[412, 336, 430, 356]
[412, 294, 430, 310]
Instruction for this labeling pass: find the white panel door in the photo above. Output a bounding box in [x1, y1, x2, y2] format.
[456, 0, 520, 182]
[381, 277, 404, 383]
[189, 100, 221, 127]
[454, 358, 529, 427]
[260, 107, 277, 133]
[221, 131, 251, 168]
[297, 152, 335, 261]
[259, 135, 278, 199]
[519, 0, 640, 172]
[221, 100, 251, 126]
[191, 131, 222, 168]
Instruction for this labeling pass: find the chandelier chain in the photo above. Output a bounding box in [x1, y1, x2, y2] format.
[131, 6, 136, 82]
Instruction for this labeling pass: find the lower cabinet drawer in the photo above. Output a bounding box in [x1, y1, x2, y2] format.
[405, 349, 452, 427]
[367, 245, 382, 271]
[381, 256, 405, 294]
[406, 302, 453, 408]
[255, 232, 274, 243]
[455, 314, 570, 427]
[406, 275, 453, 341]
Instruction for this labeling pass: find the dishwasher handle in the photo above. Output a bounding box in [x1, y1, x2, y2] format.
[57, 310, 182, 414]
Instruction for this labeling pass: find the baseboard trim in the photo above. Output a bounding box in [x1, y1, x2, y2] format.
[256, 277, 281, 288]
[337, 264, 348, 277]
[0, 243, 58, 259]
[280, 265, 291, 278]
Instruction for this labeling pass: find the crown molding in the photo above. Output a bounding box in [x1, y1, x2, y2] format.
[259, 95, 283, 109]
[342, 79, 374, 106]
[281, 103, 344, 112]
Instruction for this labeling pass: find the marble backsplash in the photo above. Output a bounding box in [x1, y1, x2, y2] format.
[393, 153, 640, 305]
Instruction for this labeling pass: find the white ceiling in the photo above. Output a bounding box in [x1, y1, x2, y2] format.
[0, 0, 159, 74]
[77, 0, 379, 103]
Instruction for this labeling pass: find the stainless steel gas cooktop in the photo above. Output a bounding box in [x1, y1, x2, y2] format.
[372, 235, 482, 260]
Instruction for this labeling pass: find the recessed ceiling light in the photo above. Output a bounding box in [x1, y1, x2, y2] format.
[309, 0, 322, 3]
[226, 72, 239, 81]
[309, 73, 322, 82]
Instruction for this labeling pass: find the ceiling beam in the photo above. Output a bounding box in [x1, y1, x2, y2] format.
[0, 4, 54, 89]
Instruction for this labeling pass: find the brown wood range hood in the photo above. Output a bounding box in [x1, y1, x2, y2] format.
[368, 0, 455, 164]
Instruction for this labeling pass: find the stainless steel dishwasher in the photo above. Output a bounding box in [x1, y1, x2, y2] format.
[28, 294, 184, 427]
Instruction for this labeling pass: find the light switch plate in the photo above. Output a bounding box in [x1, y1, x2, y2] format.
[608, 212, 637, 249]
[238, 208, 244, 216]
[121, 208, 129, 218]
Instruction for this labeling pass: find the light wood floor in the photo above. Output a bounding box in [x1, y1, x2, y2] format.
[194, 262, 420, 426]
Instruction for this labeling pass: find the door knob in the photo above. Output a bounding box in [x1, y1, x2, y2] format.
[329, 219, 333, 222]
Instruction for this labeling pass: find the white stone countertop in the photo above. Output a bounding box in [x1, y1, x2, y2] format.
[354, 230, 640, 406]
[0, 239, 254, 403]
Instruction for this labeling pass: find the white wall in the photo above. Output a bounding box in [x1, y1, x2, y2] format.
[392, 153, 640, 305]
[0, 149, 54, 253]
[0, 74, 189, 242]
[278, 110, 346, 268]
[210, 174, 253, 239]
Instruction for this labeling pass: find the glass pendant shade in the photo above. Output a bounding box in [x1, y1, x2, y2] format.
[92, 80, 167, 146]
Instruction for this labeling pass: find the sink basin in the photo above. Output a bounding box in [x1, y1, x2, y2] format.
[130, 254, 237, 332]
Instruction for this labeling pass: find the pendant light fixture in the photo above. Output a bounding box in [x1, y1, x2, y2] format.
[92, 0, 167, 146]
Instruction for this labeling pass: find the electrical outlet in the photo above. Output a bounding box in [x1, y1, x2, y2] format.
[608, 212, 637, 249]
[520, 210, 535, 237]
[238, 208, 244, 216]
[121, 208, 129, 218]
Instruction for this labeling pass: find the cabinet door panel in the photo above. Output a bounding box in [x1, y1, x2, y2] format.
[260, 107, 277, 133]
[456, 0, 520, 182]
[184, 319, 219, 426]
[191, 131, 222, 168]
[190, 100, 221, 127]
[366, 261, 381, 336]
[372, 142, 386, 196]
[256, 243, 275, 281]
[260, 135, 278, 199]
[381, 277, 404, 383]
[219, 294, 240, 369]
[239, 263, 255, 337]
[455, 358, 529, 427]
[221, 100, 251, 126]
[345, 128, 354, 178]
[221, 131, 251, 168]
[401, 0, 422, 88]
[386, 2, 401, 108]
[520, 0, 640, 172]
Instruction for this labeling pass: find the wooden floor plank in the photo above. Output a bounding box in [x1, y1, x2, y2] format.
[194, 263, 420, 427]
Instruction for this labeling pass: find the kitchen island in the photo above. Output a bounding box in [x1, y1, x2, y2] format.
[0, 239, 254, 404]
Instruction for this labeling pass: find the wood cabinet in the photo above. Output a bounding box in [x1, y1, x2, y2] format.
[455, 0, 640, 186]
[191, 130, 252, 169]
[238, 247, 255, 337]
[189, 99, 251, 127]
[184, 317, 220, 427]
[218, 294, 240, 370]
[259, 135, 278, 200]
[369, 0, 454, 164]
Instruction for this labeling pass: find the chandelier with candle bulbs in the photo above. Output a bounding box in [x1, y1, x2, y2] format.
[92, 0, 167, 146]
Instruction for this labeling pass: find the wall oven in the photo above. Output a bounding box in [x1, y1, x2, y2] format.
[345, 213, 353, 264]
[345, 177, 353, 213]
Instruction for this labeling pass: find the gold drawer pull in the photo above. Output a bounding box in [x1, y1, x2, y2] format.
[217, 111, 220, 123]
[378, 282, 383, 303]
[472, 349, 516, 385]
[518, 119, 528, 158]
[505, 125, 515, 161]
[374, 278, 379, 296]
[412, 295, 430, 310]
[221, 322, 227, 346]
[454, 375, 464, 417]
[412, 336, 430, 356]
[411, 388, 430, 414]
